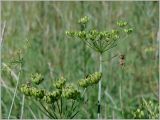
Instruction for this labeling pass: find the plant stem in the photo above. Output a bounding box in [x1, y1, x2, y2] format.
[8, 64, 22, 119]
[56, 100, 61, 118]
[40, 102, 56, 119]
[98, 53, 102, 119]
[83, 42, 87, 77]
[20, 95, 25, 119]
[61, 97, 63, 118]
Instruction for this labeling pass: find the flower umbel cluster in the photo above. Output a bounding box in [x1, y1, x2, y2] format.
[20, 72, 101, 103]
[78, 72, 102, 88]
[66, 17, 133, 54]
[78, 16, 89, 25]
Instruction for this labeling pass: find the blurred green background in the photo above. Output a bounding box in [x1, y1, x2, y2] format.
[1, 1, 159, 119]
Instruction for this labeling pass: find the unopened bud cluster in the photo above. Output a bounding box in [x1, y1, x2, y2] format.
[78, 72, 102, 88]
[43, 90, 61, 103]
[62, 84, 80, 100]
[20, 84, 45, 99]
[117, 20, 128, 27]
[20, 84, 62, 103]
[31, 73, 44, 85]
[66, 30, 120, 41]
[53, 77, 66, 89]
[66, 17, 133, 54]
[78, 16, 89, 24]
[20, 71, 102, 104]
[124, 28, 133, 34]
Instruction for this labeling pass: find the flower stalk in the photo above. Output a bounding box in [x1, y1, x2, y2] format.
[98, 53, 102, 118]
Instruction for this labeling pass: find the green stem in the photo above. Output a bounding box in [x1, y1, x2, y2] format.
[67, 100, 76, 118]
[61, 97, 63, 118]
[83, 41, 87, 77]
[51, 104, 58, 119]
[56, 100, 61, 118]
[20, 95, 25, 119]
[40, 102, 56, 119]
[8, 63, 22, 119]
[98, 53, 102, 119]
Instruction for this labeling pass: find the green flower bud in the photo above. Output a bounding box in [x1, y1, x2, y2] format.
[77, 31, 87, 39]
[89, 72, 102, 84]
[49, 90, 61, 100]
[66, 31, 76, 37]
[20, 84, 32, 96]
[78, 72, 102, 88]
[111, 30, 119, 35]
[140, 111, 144, 116]
[62, 84, 80, 100]
[88, 30, 99, 41]
[112, 34, 120, 40]
[78, 79, 89, 88]
[43, 90, 61, 104]
[124, 28, 133, 34]
[43, 95, 52, 104]
[30, 88, 45, 99]
[31, 73, 44, 85]
[78, 16, 89, 24]
[137, 109, 140, 112]
[53, 77, 66, 89]
[117, 20, 128, 27]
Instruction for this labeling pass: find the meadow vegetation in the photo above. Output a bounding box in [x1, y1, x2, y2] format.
[1, 1, 159, 119]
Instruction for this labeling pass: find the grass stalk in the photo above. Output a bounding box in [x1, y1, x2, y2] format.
[20, 95, 25, 119]
[7, 64, 22, 119]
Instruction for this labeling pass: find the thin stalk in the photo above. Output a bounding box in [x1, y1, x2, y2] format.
[119, 83, 123, 117]
[40, 102, 56, 119]
[98, 53, 102, 119]
[20, 95, 25, 119]
[120, 66, 125, 117]
[82, 88, 86, 97]
[51, 104, 58, 119]
[66, 100, 76, 118]
[60, 97, 63, 118]
[8, 64, 22, 119]
[70, 111, 79, 119]
[56, 100, 61, 118]
[28, 107, 37, 119]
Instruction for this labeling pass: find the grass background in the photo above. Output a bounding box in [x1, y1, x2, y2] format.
[1, 1, 159, 119]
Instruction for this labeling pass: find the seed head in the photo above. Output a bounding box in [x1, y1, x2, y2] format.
[76, 31, 86, 39]
[78, 72, 102, 88]
[65, 31, 76, 37]
[117, 20, 128, 27]
[31, 73, 44, 85]
[43, 90, 61, 104]
[124, 28, 133, 34]
[78, 16, 89, 24]
[62, 84, 80, 100]
[53, 76, 66, 89]
[20, 84, 32, 96]
[30, 88, 45, 99]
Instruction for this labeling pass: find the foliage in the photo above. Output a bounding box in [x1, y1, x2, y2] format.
[124, 98, 159, 119]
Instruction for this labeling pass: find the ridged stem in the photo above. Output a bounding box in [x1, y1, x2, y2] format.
[98, 53, 102, 119]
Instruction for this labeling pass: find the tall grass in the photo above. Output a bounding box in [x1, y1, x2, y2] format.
[1, 1, 159, 119]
